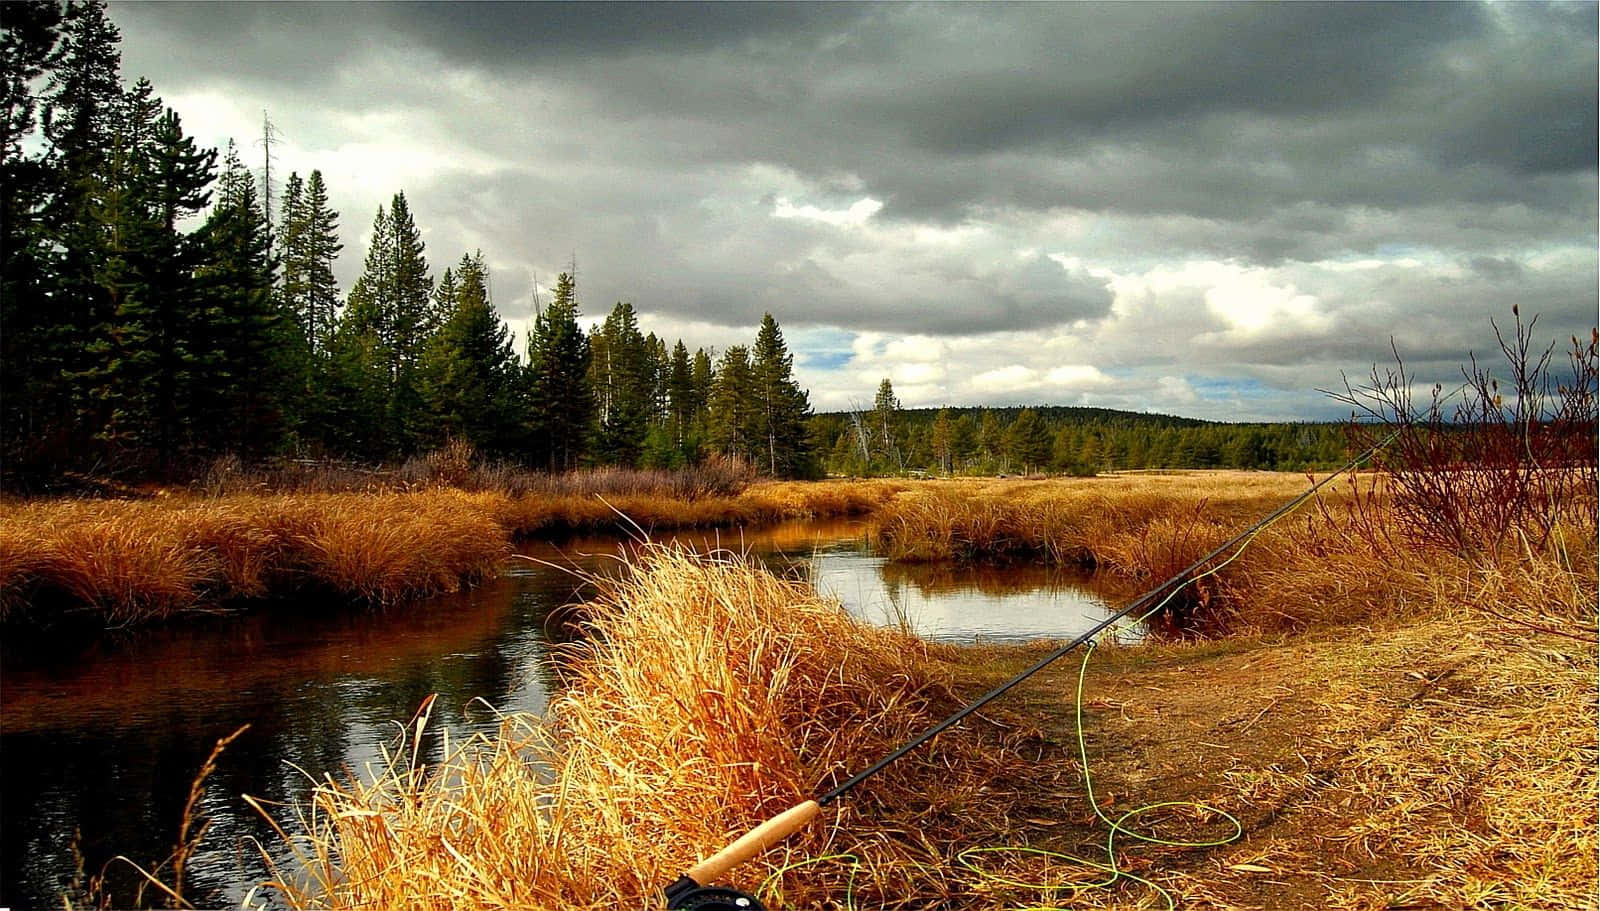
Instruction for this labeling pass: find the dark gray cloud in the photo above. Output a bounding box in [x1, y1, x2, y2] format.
[106, 1, 1597, 419]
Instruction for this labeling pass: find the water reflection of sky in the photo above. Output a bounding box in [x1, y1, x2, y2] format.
[0, 520, 1139, 910]
[805, 542, 1141, 645]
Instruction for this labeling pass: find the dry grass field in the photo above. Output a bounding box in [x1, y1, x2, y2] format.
[0, 477, 904, 627]
[205, 470, 1595, 911]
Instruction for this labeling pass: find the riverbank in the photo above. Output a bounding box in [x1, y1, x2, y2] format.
[253, 532, 1596, 910]
[7, 470, 1592, 643]
[0, 478, 905, 628]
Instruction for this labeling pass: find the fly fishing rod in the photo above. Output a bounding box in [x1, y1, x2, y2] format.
[662, 425, 1409, 911]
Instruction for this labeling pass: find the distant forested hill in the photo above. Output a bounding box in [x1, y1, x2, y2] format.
[810, 400, 1348, 476]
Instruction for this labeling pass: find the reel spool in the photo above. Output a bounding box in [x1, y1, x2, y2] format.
[663, 875, 765, 911]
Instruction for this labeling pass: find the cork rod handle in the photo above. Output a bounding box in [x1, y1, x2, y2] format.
[685, 800, 821, 885]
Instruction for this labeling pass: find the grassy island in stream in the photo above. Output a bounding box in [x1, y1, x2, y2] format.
[214, 469, 1595, 911]
[0, 472, 906, 628]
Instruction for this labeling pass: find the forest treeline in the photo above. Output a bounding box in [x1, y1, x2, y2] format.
[3, 1, 1362, 492]
[812, 378, 1351, 477]
[0, 1, 817, 486]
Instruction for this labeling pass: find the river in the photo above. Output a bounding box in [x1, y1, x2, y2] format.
[0, 519, 1129, 909]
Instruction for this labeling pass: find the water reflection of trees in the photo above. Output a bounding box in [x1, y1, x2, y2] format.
[0, 565, 578, 910]
[876, 559, 1106, 599]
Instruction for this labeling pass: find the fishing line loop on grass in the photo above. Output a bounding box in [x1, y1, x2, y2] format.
[757, 854, 860, 909]
[891, 466, 1316, 910]
[761, 407, 1474, 908]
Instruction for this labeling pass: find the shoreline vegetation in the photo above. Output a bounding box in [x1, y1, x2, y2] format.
[247, 473, 1595, 910]
[0, 467, 907, 629]
[24, 461, 1597, 909]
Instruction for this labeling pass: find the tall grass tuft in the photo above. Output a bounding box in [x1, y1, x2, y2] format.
[258, 547, 1031, 909]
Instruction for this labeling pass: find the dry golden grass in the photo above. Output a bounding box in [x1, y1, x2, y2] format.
[261, 509, 1595, 910]
[0, 479, 905, 628]
[0, 491, 509, 625]
[62, 470, 1585, 909]
[871, 471, 1599, 637]
[257, 548, 1047, 909]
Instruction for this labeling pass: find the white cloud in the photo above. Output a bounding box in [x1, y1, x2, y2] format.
[1044, 365, 1113, 388]
[772, 196, 884, 227]
[972, 365, 1039, 393]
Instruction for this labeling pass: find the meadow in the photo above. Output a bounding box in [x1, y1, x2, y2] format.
[239, 471, 1593, 911]
[10, 463, 1594, 909]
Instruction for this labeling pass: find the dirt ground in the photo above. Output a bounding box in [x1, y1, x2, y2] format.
[944, 614, 1598, 910]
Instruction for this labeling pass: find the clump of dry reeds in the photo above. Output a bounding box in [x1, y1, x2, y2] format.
[259, 547, 1039, 909]
[0, 478, 907, 630]
[0, 491, 510, 626]
[201, 446, 762, 501]
[871, 474, 1313, 632]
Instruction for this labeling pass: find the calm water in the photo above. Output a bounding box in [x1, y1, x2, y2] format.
[0, 520, 1124, 909]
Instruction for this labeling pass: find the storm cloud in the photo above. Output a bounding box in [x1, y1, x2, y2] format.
[110, 1, 1597, 419]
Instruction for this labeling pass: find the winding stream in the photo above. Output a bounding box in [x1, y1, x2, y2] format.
[0, 519, 1127, 909]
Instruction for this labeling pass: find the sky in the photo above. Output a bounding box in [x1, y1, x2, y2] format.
[109, 1, 1597, 420]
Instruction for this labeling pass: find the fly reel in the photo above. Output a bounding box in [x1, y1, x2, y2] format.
[663, 875, 765, 911]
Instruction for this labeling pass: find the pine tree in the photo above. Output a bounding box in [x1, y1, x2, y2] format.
[666, 340, 694, 445]
[343, 192, 432, 451]
[930, 408, 954, 475]
[588, 301, 651, 465]
[750, 313, 815, 477]
[1005, 408, 1052, 475]
[690, 347, 714, 419]
[416, 251, 521, 453]
[526, 271, 591, 470]
[320, 313, 389, 460]
[191, 143, 299, 458]
[114, 101, 214, 470]
[298, 171, 341, 353]
[707, 345, 755, 463]
[33, 0, 123, 462]
[0, 0, 65, 471]
[276, 171, 307, 337]
[870, 378, 902, 471]
[978, 409, 1004, 470]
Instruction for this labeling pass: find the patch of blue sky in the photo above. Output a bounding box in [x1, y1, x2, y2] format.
[1189, 376, 1273, 399]
[789, 326, 857, 370]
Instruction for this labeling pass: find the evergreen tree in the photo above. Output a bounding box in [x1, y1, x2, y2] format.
[930, 408, 954, 474]
[343, 192, 432, 450]
[416, 251, 521, 453]
[750, 313, 815, 477]
[870, 378, 902, 471]
[191, 143, 299, 458]
[690, 346, 714, 418]
[1005, 408, 1052, 474]
[666, 340, 694, 444]
[978, 409, 1004, 470]
[1078, 430, 1103, 473]
[112, 101, 214, 470]
[951, 413, 978, 471]
[0, 0, 65, 472]
[588, 301, 651, 465]
[320, 314, 389, 460]
[33, 0, 123, 462]
[707, 345, 755, 463]
[293, 170, 341, 353]
[645, 332, 669, 425]
[526, 271, 591, 470]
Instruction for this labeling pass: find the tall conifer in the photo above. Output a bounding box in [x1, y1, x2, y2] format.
[750, 313, 814, 477]
[526, 271, 592, 470]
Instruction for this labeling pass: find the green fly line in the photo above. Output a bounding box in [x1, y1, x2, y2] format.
[777, 483, 1326, 911]
[956, 514, 1285, 911]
